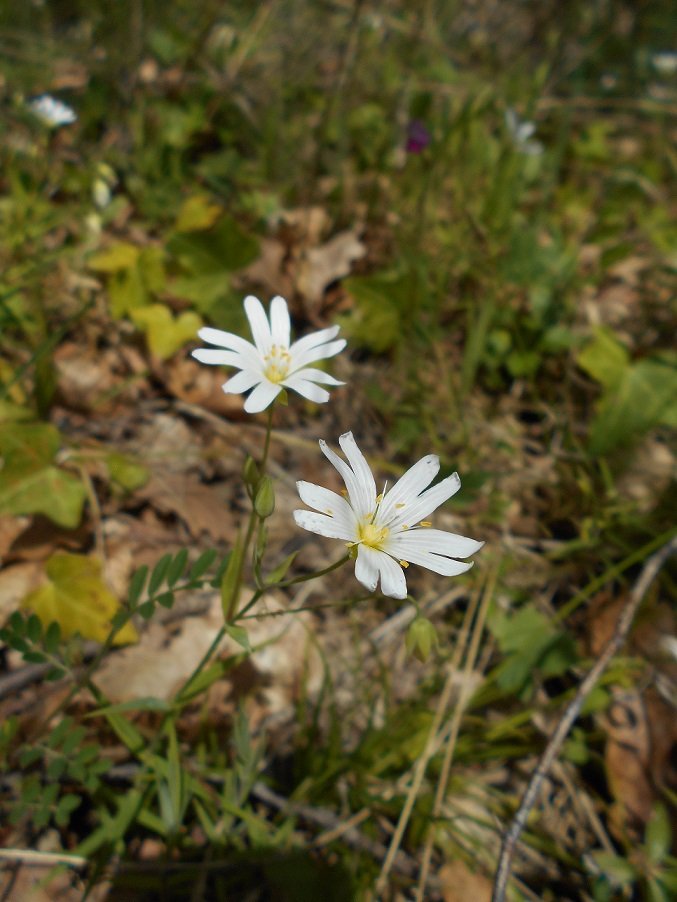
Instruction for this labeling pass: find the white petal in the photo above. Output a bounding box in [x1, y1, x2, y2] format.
[282, 375, 330, 404]
[319, 437, 374, 520]
[244, 295, 273, 355]
[384, 542, 474, 577]
[354, 546, 379, 592]
[192, 349, 254, 369]
[292, 339, 346, 370]
[372, 552, 407, 599]
[296, 481, 356, 526]
[269, 296, 290, 348]
[386, 528, 483, 560]
[338, 433, 377, 519]
[379, 455, 439, 524]
[197, 327, 261, 361]
[289, 325, 340, 358]
[222, 370, 261, 394]
[293, 510, 354, 541]
[243, 380, 281, 413]
[288, 367, 343, 386]
[397, 473, 461, 526]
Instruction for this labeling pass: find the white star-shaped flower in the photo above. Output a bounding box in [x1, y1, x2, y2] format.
[505, 108, 543, 156]
[192, 295, 346, 413]
[28, 94, 77, 128]
[294, 432, 483, 599]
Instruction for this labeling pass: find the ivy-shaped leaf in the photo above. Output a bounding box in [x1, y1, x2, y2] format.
[22, 553, 138, 645]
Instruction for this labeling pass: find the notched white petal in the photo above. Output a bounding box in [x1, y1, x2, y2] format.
[294, 510, 353, 541]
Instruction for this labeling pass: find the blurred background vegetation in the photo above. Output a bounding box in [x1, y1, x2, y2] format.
[0, 1, 675, 899]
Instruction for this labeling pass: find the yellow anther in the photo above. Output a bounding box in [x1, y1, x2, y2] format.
[358, 520, 390, 549]
[396, 502, 406, 509]
[399, 560, 409, 568]
[341, 488, 348, 497]
[420, 521, 432, 527]
[376, 493, 384, 503]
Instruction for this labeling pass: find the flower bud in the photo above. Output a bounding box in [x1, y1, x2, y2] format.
[243, 456, 260, 497]
[254, 475, 275, 519]
[405, 616, 438, 662]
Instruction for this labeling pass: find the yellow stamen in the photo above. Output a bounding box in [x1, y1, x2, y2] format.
[396, 502, 406, 509]
[358, 520, 390, 549]
[263, 343, 291, 384]
[399, 560, 409, 568]
[420, 521, 432, 527]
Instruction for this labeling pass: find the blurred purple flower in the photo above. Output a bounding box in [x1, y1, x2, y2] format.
[405, 119, 431, 154]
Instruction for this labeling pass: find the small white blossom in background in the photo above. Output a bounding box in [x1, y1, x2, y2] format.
[192, 295, 346, 413]
[505, 108, 543, 156]
[294, 432, 483, 599]
[651, 52, 677, 76]
[27, 94, 77, 128]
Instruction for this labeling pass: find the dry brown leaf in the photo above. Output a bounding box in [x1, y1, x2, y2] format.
[0, 515, 30, 560]
[135, 471, 235, 542]
[134, 413, 202, 471]
[439, 859, 492, 902]
[295, 229, 366, 304]
[282, 206, 331, 244]
[94, 590, 322, 717]
[0, 562, 43, 622]
[164, 357, 245, 418]
[235, 237, 292, 299]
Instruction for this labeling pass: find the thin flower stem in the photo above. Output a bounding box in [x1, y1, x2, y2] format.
[179, 408, 277, 694]
[234, 553, 351, 621]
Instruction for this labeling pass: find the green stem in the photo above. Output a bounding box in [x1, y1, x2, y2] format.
[179, 407, 277, 693]
[234, 553, 351, 621]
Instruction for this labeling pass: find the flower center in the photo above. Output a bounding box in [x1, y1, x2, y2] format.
[263, 344, 291, 384]
[358, 520, 389, 549]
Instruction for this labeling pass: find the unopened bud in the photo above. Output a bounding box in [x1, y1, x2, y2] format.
[243, 456, 260, 497]
[405, 616, 438, 662]
[254, 475, 275, 519]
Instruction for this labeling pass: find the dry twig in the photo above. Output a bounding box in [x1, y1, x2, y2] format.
[491, 534, 677, 902]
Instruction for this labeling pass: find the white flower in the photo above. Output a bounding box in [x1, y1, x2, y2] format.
[28, 94, 77, 128]
[192, 295, 346, 413]
[505, 108, 543, 156]
[651, 52, 677, 76]
[294, 432, 483, 599]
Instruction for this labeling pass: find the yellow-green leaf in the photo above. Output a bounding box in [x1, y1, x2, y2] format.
[88, 242, 140, 273]
[130, 304, 202, 359]
[22, 553, 138, 645]
[174, 195, 223, 233]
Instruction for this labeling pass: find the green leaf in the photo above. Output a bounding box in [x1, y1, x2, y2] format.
[106, 452, 149, 491]
[0, 464, 86, 527]
[588, 358, 677, 455]
[107, 266, 149, 317]
[188, 549, 217, 581]
[646, 804, 671, 864]
[342, 274, 403, 353]
[148, 553, 173, 595]
[167, 215, 259, 274]
[130, 303, 203, 359]
[221, 534, 243, 621]
[88, 242, 140, 273]
[174, 195, 223, 232]
[591, 852, 637, 886]
[89, 697, 171, 716]
[166, 549, 188, 587]
[22, 553, 138, 645]
[128, 565, 148, 606]
[225, 622, 251, 654]
[578, 328, 629, 391]
[266, 550, 299, 585]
